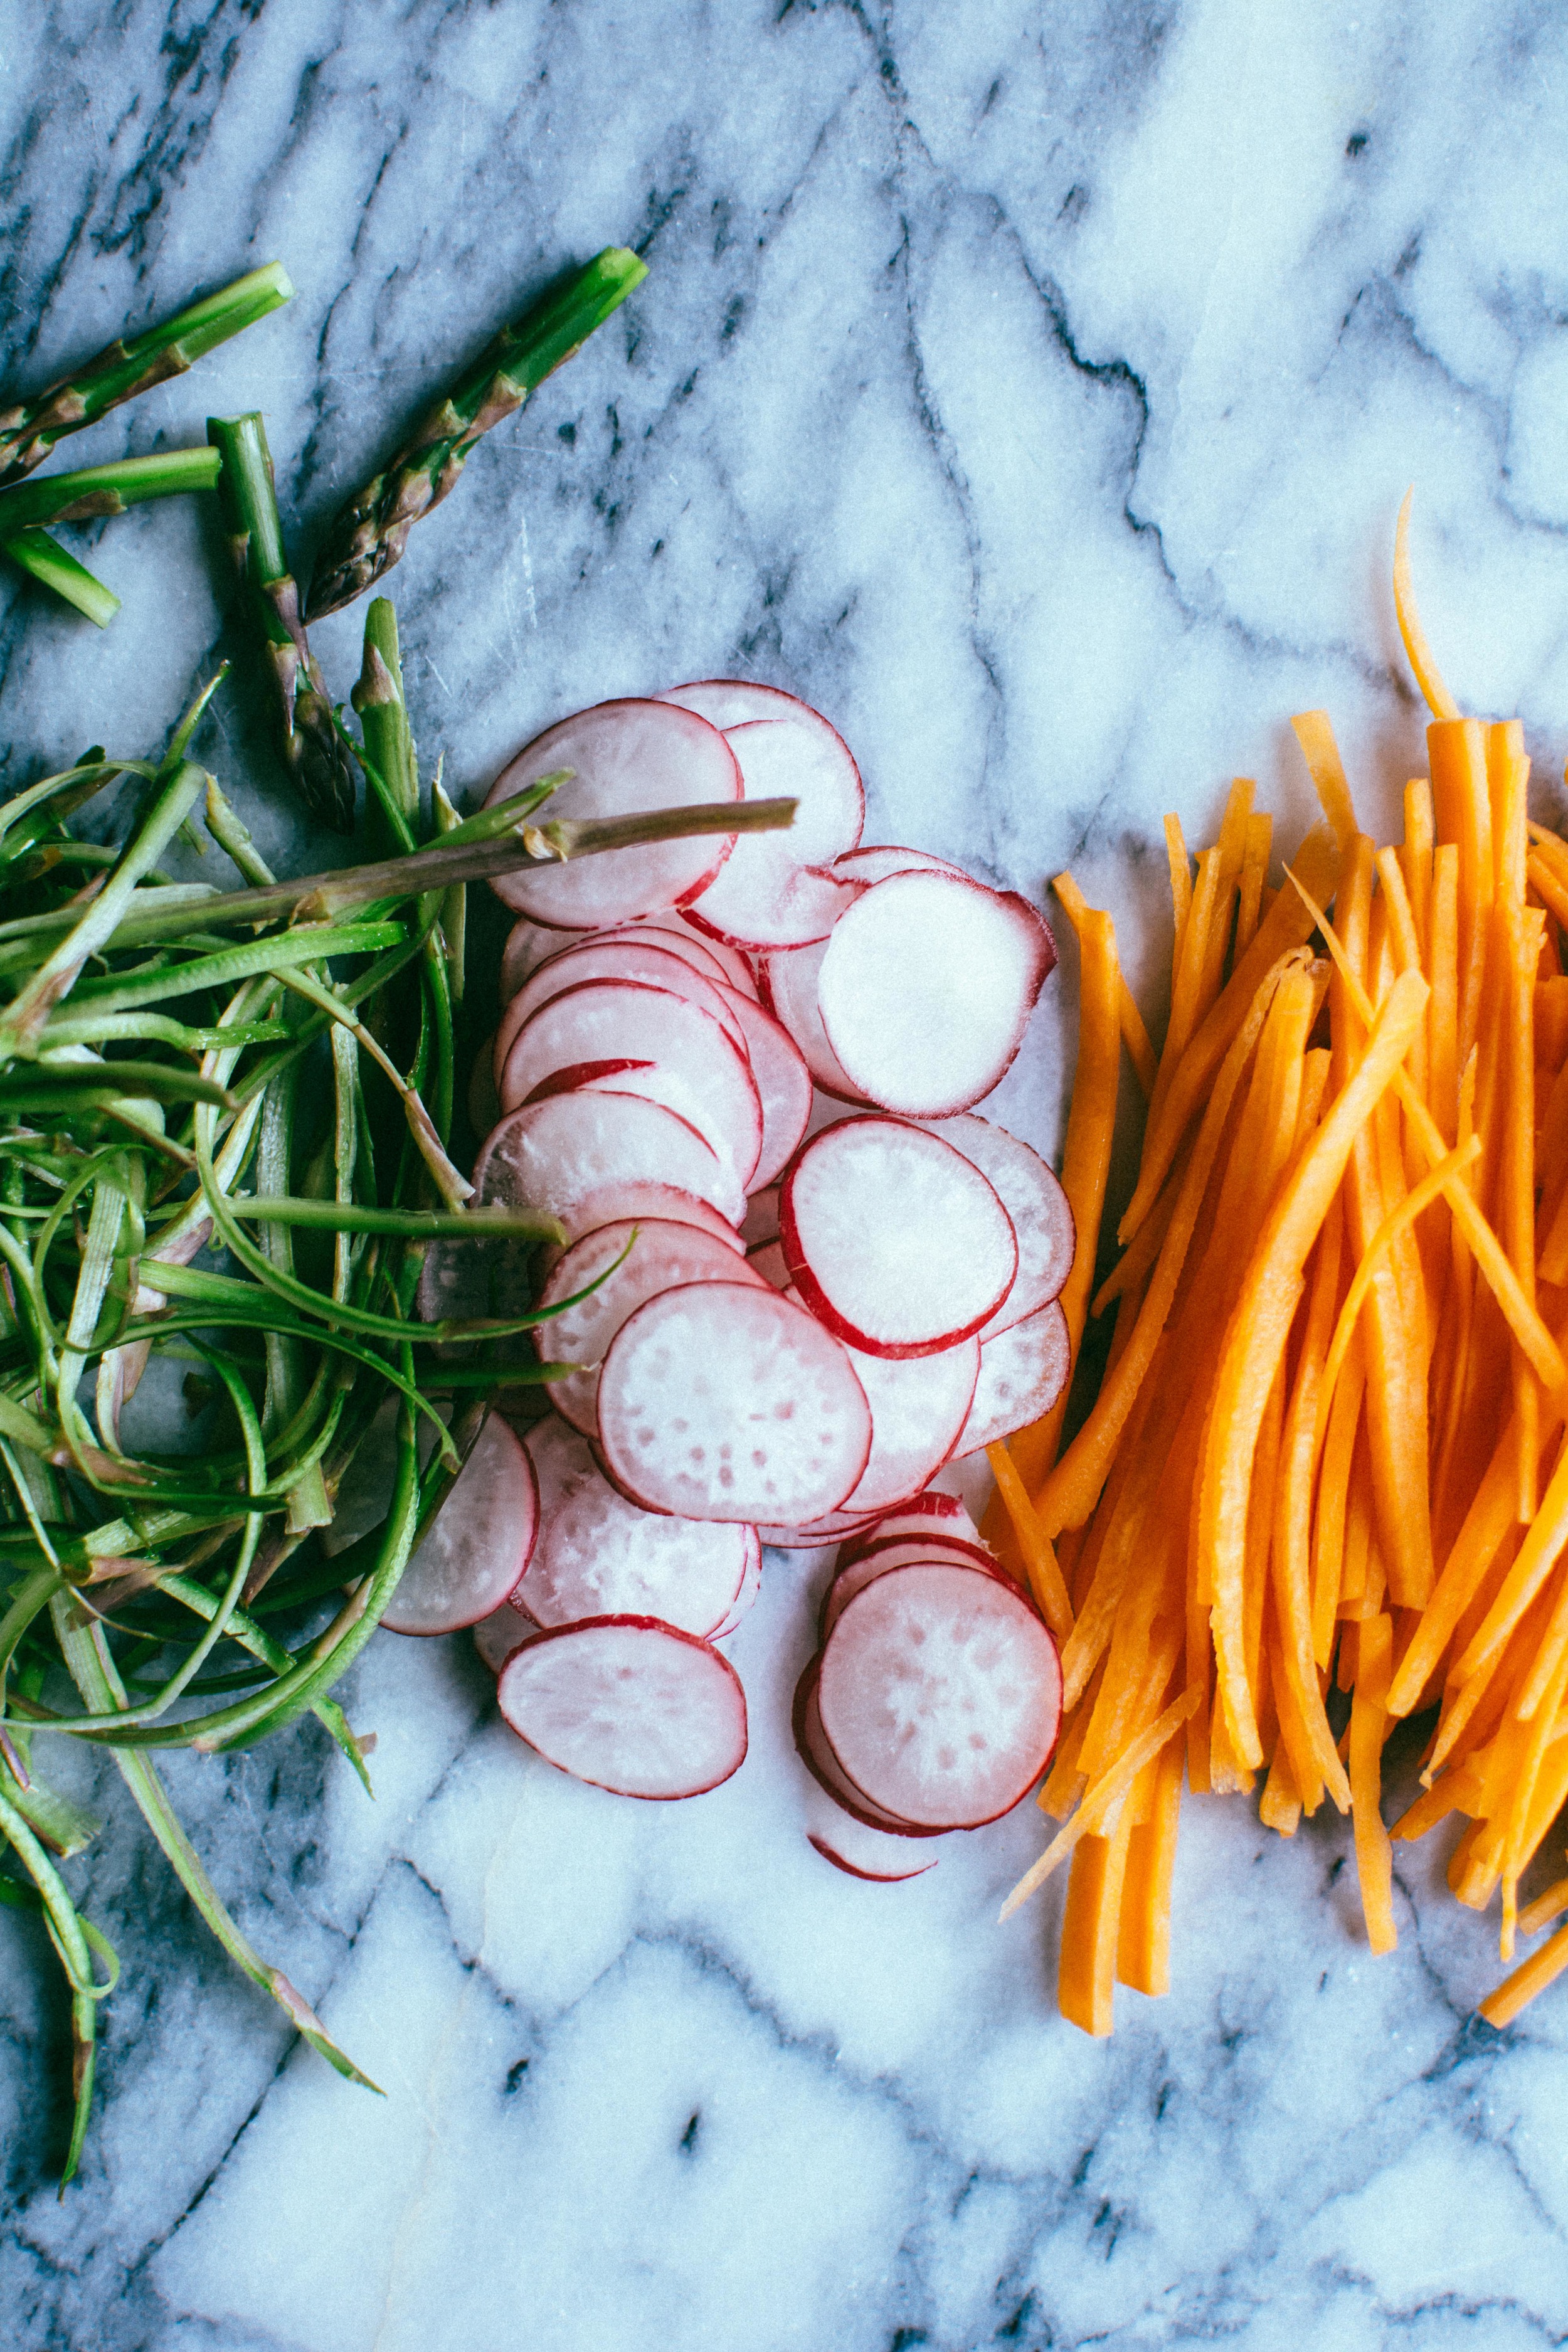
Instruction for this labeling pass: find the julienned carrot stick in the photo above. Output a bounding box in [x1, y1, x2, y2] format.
[1165, 813, 1192, 938]
[1348, 1611, 1398, 1954]
[1480, 1917, 1568, 2029]
[1392, 489, 1460, 723]
[1290, 711, 1359, 854]
[985, 1441, 1073, 1641]
[1198, 969, 1428, 1767]
[999, 1686, 1201, 1922]
[1052, 874, 1158, 1098]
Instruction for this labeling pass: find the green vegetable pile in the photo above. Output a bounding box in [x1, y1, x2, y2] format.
[0, 249, 792, 2183]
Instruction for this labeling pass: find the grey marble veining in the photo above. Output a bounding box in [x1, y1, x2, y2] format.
[4, 2, 1568, 2346]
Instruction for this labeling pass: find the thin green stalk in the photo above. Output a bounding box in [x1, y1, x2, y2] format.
[351, 599, 418, 852]
[0, 447, 221, 539]
[3, 531, 120, 627]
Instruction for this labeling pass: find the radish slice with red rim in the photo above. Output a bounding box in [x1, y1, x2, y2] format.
[820, 1540, 1012, 1641]
[832, 844, 969, 886]
[665, 911, 760, 998]
[475, 1092, 744, 1230]
[533, 1219, 768, 1438]
[929, 1115, 1074, 1334]
[495, 938, 750, 1077]
[754, 1508, 886, 1550]
[830, 1325, 979, 1515]
[781, 1116, 1017, 1359]
[682, 717, 864, 948]
[839, 1490, 978, 1559]
[792, 1656, 943, 1836]
[501, 914, 591, 999]
[497, 1616, 748, 1799]
[498, 979, 763, 1191]
[803, 1774, 941, 1879]
[484, 699, 742, 928]
[596, 1279, 872, 1523]
[474, 1596, 541, 1675]
[709, 1527, 761, 1640]
[519, 1413, 754, 1636]
[382, 1414, 539, 1636]
[659, 678, 858, 752]
[837, 1529, 997, 1575]
[955, 1300, 1071, 1456]
[758, 939, 868, 1103]
[551, 1181, 744, 1259]
[817, 872, 1056, 1116]
[715, 988, 810, 1189]
[817, 1562, 1062, 1829]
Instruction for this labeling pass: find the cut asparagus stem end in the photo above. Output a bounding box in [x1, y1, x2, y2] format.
[152, 262, 294, 369]
[2, 530, 120, 628]
[206, 413, 287, 584]
[0, 447, 223, 538]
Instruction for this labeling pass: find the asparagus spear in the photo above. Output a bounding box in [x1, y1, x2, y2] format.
[0, 262, 293, 485]
[206, 415, 356, 834]
[307, 246, 647, 618]
[3, 530, 120, 628]
[0, 446, 220, 538]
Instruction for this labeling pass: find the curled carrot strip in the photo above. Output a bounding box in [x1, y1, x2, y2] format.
[1393, 487, 1460, 721]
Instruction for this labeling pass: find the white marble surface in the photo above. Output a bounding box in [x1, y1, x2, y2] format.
[5, 1, 1568, 2344]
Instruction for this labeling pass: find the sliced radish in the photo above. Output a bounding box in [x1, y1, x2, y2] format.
[758, 939, 868, 1103]
[832, 844, 969, 886]
[498, 980, 763, 1190]
[839, 1491, 979, 1559]
[495, 937, 750, 1077]
[533, 1219, 769, 1438]
[683, 718, 863, 948]
[475, 1092, 744, 1230]
[485, 699, 742, 928]
[626, 917, 753, 994]
[754, 1508, 886, 1550]
[497, 1616, 747, 1799]
[667, 912, 760, 997]
[659, 678, 858, 751]
[930, 1115, 1074, 1335]
[821, 1540, 1012, 1641]
[740, 1184, 781, 1248]
[781, 1117, 1017, 1359]
[817, 872, 1056, 1116]
[597, 1279, 872, 1523]
[519, 1413, 753, 1636]
[553, 1181, 745, 1258]
[793, 1656, 942, 1836]
[834, 1328, 980, 1515]
[709, 1529, 761, 1640]
[474, 1596, 541, 1675]
[956, 1300, 1071, 1456]
[501, 914, 591, 999]
[803, 1776, 941, 1880]
[817, 1562, 1062, 1829]
[714, 988, 810, 1188]
[839, 1529, 997, 1575]
[379, 1416, 538, 1636]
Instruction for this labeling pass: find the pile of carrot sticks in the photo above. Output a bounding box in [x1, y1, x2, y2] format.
[988, 501, 1568, 2035]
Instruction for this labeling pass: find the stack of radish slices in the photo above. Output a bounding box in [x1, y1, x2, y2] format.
[446, 679, 1072, 1827]
[798, 1493, 1065, 1879]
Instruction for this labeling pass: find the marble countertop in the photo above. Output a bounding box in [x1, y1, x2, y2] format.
[5, 3, 1568, 2346]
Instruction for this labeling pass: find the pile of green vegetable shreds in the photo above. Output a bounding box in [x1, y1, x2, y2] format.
[0, 250, 793, 2183]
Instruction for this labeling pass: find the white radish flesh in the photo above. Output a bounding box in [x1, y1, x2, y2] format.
[497, 1616, 748, 1799]
[840, 1491, 979, 1559]
[501, 914, 590, 999]
[803, 1777, 941, 1880]
[834, 1327, 980, 1515]
[498, 979, 763, 1190]
[552, 1181, 745, 1258]
[758, 938, 868, 1102]
[534, 1219, 769, 1437]
[715, 987, 810, 1188]
[382, 1415, 540, 1636]
[473, 1596, 541, 1675]
[820, 1539, 1010, 1641]
[519, 1413, 753, 1636]
[684, 718, 863, 948]
[495, 937, 750, 1076]
[666, 912, 760, 997]
[955, 1300, 1071, 1456]
[781, 1117, 1017, 1357]
[793, 1657, 939, 1836]
[753, 1508, 886, 1550]
[475, 1092, 744, 1230]
[817, 1562, 1062, 1829]
[930, 1115, 1074, 1335]
[832, 844, 968, 886]
[485, 699, 741, 928]
[596, 1279, 872, 1524]
[817, 871, 1056, 1116]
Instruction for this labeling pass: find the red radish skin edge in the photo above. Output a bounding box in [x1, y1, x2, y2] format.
[807, 1831, 937, 1883]
[497, 1614, 748, 1799]
[792, 1656, 948, 1838]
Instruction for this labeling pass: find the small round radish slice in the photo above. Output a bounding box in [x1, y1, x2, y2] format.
[382, 1416, 539, 1636]
[758, 940, 866, 1103]
[781, 1116, 1017, 1359]
[755, 1509, 886, 1550]
[834, 1330, 980, 1515]
[496, 938, 750, 1077]
[956, 1300, 1071, 1456]
[793, 1656, 941, 1836]
[534, 1219, 769, 1438]
[659, 677, 857, 749]
[682, 718, 864, 949]
[839, 1491, 978, 1560]
[497, 1616, 748, 1799]
[519, 1414, 753, 1635]
[818, 872, 1057, 1116]
[475, 1092, 744, 1230]
[717, 990, 810, 1189]
[501, 914, 591, 999]
[818, 1563, 1062, 1829]
[803, 1774, 941, 1880]
[485, 699, 742, 929]
[554, 1181, 744, 1257]
[597, 1280, 872, 1523]
[499, 980, 763, 1190]
[667, 916, 759, 999]
[930, 1115, 1074, 1333]
[474, 1596, 541, 1675]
